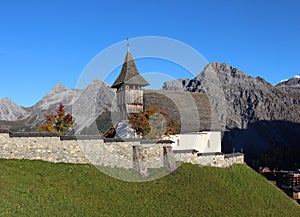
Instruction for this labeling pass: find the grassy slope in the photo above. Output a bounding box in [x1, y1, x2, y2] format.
[0, 159, 299, 217]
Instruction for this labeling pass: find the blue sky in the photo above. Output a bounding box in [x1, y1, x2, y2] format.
[0, 0, 299, 106]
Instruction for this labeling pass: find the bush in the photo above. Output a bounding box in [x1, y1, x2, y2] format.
[129, 106, 178, 138]
[38, 103, 74, 135]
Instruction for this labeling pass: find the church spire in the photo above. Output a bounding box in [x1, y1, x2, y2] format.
[111, 39, 149, 90]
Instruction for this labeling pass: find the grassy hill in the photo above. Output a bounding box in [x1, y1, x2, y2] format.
[0, 159, 299, 216]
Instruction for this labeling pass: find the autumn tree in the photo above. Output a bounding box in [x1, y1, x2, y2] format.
[129, 106, 178, 139]
[38, 103, 75, 135]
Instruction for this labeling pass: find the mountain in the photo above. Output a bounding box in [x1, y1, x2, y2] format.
[72, 79, 116, 133]
[0, 98, 28, 121]
[163, 62, 300, 168]
[0, 81, 116, 132]
[25, 83, 81, 128]
[277, 77, 300, 87]
[163, 62, 300, 129]
[275, 77, 300, 104]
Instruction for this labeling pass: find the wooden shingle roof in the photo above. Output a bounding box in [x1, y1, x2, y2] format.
[144, 90, 222, 133]
[111, 51, 149, 89]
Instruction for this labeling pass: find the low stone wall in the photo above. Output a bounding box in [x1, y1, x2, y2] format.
[0, 131, 244, 170]
[224, 153, 244, 167]
[174, 151, 244, 168]
[0, 132, 166, 170]
[80, 141, 166, 169]
[0, 132, 88, 164]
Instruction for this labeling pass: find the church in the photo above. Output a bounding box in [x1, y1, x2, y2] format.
[109, 44, 222, 154]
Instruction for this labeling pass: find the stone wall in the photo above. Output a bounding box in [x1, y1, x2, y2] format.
[0, 132, 87, 164]
[0, 132, 167, 169]
[0, 131, 244, 170]
[174, 152, 244, 168]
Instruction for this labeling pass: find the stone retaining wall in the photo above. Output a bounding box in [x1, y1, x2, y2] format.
[0, 132, 88, 164]
[0, 131, 244, 169]
[0, 132, 167, 169]
[174, 152, 244, 168]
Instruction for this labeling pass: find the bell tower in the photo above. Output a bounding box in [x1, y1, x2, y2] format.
[111, 39, 149, 120]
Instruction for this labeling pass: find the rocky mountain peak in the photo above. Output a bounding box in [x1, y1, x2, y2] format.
[72, 79, 116, 133]
[50, 83, 69, 93]
[87, 79, 111, 90]
[0, 98, 14, 104]
[39, 83, 71, 102]
[276, 77, 300, 87]
[0, 98, 28, 121]
[199, 62, 250, 81]
[206, 62, 231, 70]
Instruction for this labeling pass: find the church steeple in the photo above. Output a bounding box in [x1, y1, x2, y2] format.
[111, 41, 149, 90]
[112, 40, 149, 120]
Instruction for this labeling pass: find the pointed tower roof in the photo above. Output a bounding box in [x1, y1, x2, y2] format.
[111, 50, 149, 89]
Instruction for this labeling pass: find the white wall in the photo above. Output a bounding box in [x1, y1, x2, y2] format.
[167, 131, 222, 153]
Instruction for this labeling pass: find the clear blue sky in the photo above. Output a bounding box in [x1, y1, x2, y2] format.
[0, 0, 299, 106]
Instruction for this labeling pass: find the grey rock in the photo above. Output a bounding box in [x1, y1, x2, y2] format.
[0, 98, 28, 121]
[115, 121, 136, 139]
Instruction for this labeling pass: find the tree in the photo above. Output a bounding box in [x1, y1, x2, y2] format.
[38, 103, 75, 135]
[129, 106, 178, 139]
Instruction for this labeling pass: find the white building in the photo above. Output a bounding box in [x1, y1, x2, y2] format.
[167, 131, 222, 153]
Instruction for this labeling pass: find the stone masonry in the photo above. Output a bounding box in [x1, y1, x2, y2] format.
[0, 131, 244, 169]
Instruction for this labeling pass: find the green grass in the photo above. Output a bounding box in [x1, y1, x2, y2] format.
[0, 159, 299, 217]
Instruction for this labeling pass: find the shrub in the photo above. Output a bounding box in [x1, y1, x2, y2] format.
[129, 106, 178, 138]
[38, 103, 74, 135]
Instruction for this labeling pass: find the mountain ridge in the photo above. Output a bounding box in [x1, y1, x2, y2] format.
[276, 77, 300, 87]
[1, 62, 299, 134]
[163, 62, 300, 129]
[0, 62, 300, 128]
[0, 80, 116, 132]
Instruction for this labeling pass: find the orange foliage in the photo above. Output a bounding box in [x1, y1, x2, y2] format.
[38, 103, 75, 135]
[129, 106, 178, 138]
